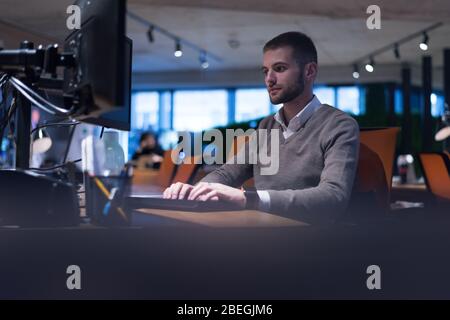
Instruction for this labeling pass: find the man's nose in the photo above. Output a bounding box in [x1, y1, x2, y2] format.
[265, 70, 276, 86]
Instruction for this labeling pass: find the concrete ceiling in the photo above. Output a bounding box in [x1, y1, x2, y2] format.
[1, 0, 449, 74]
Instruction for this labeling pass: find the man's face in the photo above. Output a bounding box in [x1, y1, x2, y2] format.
[143, 136, 156, 148]
[262, 46, 305, 105]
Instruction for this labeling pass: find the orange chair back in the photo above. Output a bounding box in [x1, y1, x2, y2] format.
[156, 150, 177, 188]
[131, 150, 176, 189]
[359, 127, 400, 191]
[172, 155, 203, 184]
[351, 127, 400, 214]
[419, 153, 450, 202]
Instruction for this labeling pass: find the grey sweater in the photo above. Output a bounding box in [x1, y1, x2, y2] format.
[202, 104, 360, 223]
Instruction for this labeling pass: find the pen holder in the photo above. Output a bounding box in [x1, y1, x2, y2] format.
[84, 174, 132, 226]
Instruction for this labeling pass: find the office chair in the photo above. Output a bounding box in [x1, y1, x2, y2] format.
[349, 127, 400, 216]
[132, 150, 176, 190]
[171, 155, 203, 185]
[418, 152, 450, 203]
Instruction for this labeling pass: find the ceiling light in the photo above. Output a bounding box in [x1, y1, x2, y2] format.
[419, 32, 429, 51]
[394, 44, 401, 59]
[174, 41, 183, 58]
[352, 64, 360, 79]
[365, 58, 375, 73]
[147, 26, 154, 43]
[199, 51, 209, 69]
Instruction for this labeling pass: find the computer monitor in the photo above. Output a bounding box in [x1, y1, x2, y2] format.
[63, 0, 131, 127]
[0, 0, 132, 169]
[80, 37, 132, 131]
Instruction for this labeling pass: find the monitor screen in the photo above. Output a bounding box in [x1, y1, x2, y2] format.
[63, 0, 130, 128]
[81, 37, 132, 131]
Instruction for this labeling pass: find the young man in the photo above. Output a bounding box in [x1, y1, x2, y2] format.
[163, 32, 360, 222]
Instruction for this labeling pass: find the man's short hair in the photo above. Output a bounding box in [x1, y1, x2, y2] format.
[263, 31, 318, 66]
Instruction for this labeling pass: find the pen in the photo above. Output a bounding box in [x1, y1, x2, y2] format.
[93, 177, 128, 222]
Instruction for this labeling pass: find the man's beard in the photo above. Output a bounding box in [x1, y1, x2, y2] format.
[269, 72, 305, 105]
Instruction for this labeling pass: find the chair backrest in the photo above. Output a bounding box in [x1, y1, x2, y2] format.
[132, 150, 202, 189]
[418, 152, 450, 202]
[351, 127, 400, 214]
[131, 150, 176, 189]
[359, 127, 400, 191]
[132, 168, 159, 186]
[156, 150, 177, 188]
[172, 155, 203, 184]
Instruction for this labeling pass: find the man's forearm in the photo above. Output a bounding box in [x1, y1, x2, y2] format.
[201, 162, 253, 188]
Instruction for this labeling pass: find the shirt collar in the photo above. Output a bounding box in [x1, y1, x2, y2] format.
[274, 95, 322, 131]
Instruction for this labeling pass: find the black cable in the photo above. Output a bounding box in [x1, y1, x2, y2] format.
[9, 77, 74, 116]
[100, 126, 105, 139]
[29, 120, 80, 172]
[0, 81, 8, 140]
[30, 121, 80, 135]
[0, 73, 9, 87]
[0, 78, 13, 157]
[8, 79, 57, 115]
[62, 122, 78, 164]
[0, 101, 15, 131]
[0, 80, 12, 129]
[7, 107, 17, 147]
[3, 96, 18, 147]
[29, 120, 80, 169]
[29, 159, 82, 172]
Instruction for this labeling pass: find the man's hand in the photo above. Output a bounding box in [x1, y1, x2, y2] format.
[163, 182, 247, 209]
[163, 182, 195, 200]
[188, 182, 246, 209]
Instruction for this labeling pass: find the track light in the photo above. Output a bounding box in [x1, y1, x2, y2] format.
[350, 23, 443, 75]
[419, 32, 429, 51]
[352, 64, 360, 79]
[394, 44, 401, 59]
[146, 26, 154, 43]
[129, 13, 221, 65]
[201, 61, 209, 69]
[174, 41, 183, 57]
[365, 58, 374, 73]
[199, 51, 209, 69]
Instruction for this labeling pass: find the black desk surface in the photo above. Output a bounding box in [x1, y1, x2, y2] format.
[1, 208, 449, 299]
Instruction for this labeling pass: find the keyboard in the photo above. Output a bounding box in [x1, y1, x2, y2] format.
[125, 195, 242, 212]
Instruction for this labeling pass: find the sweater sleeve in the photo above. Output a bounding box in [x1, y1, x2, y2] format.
[265, 115, 360, 223]
[200, 153, 254, 188]
[200, 118, 271, 187]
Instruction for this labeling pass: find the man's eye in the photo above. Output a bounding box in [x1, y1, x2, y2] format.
[275, 66, 286, 72]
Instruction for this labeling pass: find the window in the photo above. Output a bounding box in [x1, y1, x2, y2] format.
[235, 88, 271, 122]
[131, 92, 159, 130]
[173, 90, 228, 132]
[431, 93, 445, 117]
[159, 91, 172, 130]
[315, 86, 362, 115]
[337, 87, 361, 115]
[395, 89, 444, 117]
[394, 89, 403, 114]
[314, 86, 335, 106]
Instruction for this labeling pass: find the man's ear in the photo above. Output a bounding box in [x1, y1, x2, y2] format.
[304, 62, 318, 80]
